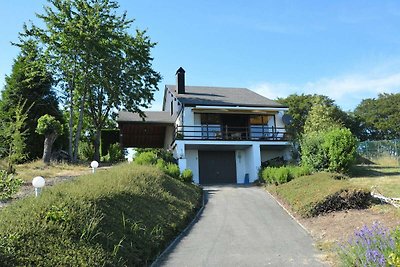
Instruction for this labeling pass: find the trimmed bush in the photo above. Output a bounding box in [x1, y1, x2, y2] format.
[268, 172, 372, 217]
[134, 151, 157, 165]
[0, 163, 202, 266]
[261, 165, 311, 185]
[181, 169, 193, 183]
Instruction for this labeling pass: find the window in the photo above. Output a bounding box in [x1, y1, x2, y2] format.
[170, 101, 173, 116]
[249, 115, 275, 139]
[201, 114, 222, 139]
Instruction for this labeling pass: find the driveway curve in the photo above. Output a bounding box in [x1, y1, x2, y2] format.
[155, 185, 325, 267]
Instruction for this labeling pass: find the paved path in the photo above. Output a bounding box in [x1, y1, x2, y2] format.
[155, 185, 325, 267]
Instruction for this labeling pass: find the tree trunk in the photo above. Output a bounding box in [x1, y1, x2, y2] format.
[72, 94, 86, 162]
[93, 129, 101, 162]
[43, 132, 58, 164]
[68, 85, 74, 162]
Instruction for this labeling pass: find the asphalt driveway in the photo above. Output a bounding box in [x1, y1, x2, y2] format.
[155, 185, 325, 267]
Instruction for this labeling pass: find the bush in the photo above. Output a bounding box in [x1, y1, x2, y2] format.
[322, 128, 357, 173]
[164, 163, 180, 179]
[300, 131, 327, 171]
[78, 141, 95, 161]
[180, 169, 193, 183]
[134, 151, 157, 165]
[101, 143, 125, 163]
[0, 164, 202, 266]
[301, 127, 357, 173]
[135, 149, 175, 164]
[0, 170, 23, 201]
[261, 166, 311, 185]
[268, 172, 372, 217]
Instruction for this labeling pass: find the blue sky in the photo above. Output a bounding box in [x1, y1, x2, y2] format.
[1, 1, 400, 111]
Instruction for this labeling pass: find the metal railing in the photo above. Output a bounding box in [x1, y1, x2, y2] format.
[174, 125, 291, 141]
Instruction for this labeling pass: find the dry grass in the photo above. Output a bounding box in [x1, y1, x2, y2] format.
[14, 160, 92, 182]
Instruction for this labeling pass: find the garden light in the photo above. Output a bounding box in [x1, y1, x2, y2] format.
[90, 160, 99, 173]
[32, 176, 45, 197]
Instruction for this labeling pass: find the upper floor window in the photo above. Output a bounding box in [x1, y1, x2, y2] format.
[170, 101, 173, 116]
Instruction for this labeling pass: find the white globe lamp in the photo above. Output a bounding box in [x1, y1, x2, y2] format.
[32, 176, 45, 197]
[91, 160, 99, 173]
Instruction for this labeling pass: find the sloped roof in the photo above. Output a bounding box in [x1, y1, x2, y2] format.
[117, 111, 175, 124]
[165, 85, 286, 108]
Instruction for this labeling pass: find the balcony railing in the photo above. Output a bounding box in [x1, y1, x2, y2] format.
[174, 125, 291, 142]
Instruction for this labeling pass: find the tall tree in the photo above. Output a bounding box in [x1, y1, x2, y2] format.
[0, 40, 63, 159]
[22, 0, 161, 161]
[277, 93, 358, 138]
[354, 93, 400, 140]
[303, 96, 342, 134]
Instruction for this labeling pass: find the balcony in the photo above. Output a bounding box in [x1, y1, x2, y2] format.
[174, 125, 291, 142]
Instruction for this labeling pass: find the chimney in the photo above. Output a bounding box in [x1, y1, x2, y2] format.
[176, 67, 185, 94]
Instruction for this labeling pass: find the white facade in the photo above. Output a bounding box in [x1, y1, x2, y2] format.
[164, 103, 291, 184]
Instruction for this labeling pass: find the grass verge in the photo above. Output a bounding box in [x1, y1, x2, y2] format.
[0, 163, 202, 266]
[267, 172, 372, 218]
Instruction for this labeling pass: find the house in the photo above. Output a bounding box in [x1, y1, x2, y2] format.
[117, 68, 292, 184]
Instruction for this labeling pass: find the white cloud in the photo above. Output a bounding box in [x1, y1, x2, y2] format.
[251, 72, 400, 111]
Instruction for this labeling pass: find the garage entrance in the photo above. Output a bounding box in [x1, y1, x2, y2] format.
[198, 151, 237, 184]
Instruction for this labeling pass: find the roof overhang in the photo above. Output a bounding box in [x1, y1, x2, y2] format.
[192, 105, 288, 114]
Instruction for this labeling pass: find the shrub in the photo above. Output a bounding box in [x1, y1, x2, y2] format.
[135, 149, 175, 164]
[261, 166, 311, 185]
[134, 151, 157, 165]
[300, 131, 327, 171]
[181, 169, 193, 183]
[78, 141, 95, 161]
[0, 164, 202, 266]
[0, 170, 23, 201]
[165, 163, 180, 179]
[301, 127, 357, 173]
[322, 128, 357, 173]
[102, 143, 125, 163]
[338, 222, 398, 266]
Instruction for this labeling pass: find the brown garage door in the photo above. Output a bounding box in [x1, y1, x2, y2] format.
[198, 151, 236, 184]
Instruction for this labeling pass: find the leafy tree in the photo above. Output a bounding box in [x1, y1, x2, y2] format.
[36, 115, 62, 164]
[354, 93, 400, 140]
[1, 100, 30, 174]
[22, 0, 161, 161]
[0, 40, 63, 159]
[303, 96, 342, 134]
[277, 94, 358, 138]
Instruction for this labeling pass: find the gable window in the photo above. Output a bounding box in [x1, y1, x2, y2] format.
[170, 101, 173, 116]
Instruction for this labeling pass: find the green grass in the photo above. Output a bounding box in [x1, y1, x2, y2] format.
[349, 158, 400, 198]
[267, 172, 371, 217]
[0, 163, 202, 266]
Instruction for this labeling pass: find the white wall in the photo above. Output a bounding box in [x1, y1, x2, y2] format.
[186, 149, 199, 183]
